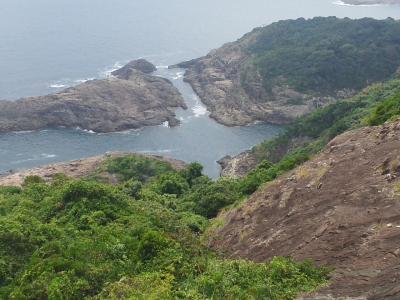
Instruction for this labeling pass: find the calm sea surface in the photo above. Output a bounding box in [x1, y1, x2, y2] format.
[0, 0, 399, 177]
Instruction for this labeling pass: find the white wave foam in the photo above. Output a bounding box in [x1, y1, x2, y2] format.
[332, 0, 383, 6]
[191, 95, 208, 117]
[75, 78, 95, 84]
[192, 104, 208, 117]
[100, 62, 124, 78]
[75, 127, 96, 134]
[49, 83, 67, 88]
[14, 130, 34, 134]
[172, 71, 184, 80]
[41, 153, 57, 158]
[162, 121, 169, 127]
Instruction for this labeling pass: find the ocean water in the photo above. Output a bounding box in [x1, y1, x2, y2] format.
[0, 0, 399, 177]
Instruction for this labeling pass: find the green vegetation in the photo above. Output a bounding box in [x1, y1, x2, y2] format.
[105, 155, 174, 182]
[0, 156, 330, 299]
[247, 17, 400, 94]
[237, 79, 400, 194]
[367, 92, 400, 125]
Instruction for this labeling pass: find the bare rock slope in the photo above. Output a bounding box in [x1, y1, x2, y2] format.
[0, 60, 186, 133]
[209, 121, 400, 299]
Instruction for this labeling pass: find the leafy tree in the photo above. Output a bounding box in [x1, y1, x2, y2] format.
[181, 162, 203, 186]
[184, 178, 242, 218]
[106, 155, 173, 182]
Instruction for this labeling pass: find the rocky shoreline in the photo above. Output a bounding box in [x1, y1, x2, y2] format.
[171, 31, 351, 127]
[0, 59, 187, 133]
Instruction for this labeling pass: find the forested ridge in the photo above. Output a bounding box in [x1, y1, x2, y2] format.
[248, 17, 400, 95]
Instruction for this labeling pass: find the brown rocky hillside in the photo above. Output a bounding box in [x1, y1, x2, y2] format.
[209, 121, 400, 299]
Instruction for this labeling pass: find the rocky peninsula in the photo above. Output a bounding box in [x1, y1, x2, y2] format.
[172, 30, 339, 127]
[172, 18, 400, 127]
[171, 40, 324, 127]
[0, 59, 186, 133]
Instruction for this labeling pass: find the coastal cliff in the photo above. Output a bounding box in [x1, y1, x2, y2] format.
[173, 17, 400, 127]
[0, 60, 186, 133]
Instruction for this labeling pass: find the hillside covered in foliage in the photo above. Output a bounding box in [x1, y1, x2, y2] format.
[0, 155, 330, 299]
[250, 17, 400, 94]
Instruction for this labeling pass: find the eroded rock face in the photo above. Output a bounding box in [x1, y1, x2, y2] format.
[218, 152, 259, 178]
[173, 33, 340, 127]
[0, 60, 186, 133]
[209, 121, 400, 299]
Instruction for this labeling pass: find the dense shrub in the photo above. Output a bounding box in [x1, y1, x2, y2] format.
[0, 159, 330, 299]
[183, 178, 242, 218]
[106, 155, 173, 182]
[367, 92, 400, 125]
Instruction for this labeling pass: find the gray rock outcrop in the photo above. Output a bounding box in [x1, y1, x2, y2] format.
[0, 60, 186, 133]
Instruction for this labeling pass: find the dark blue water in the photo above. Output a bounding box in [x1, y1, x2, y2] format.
[0, 0, 399, 177]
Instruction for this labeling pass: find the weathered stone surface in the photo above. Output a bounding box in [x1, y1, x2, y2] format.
[112, 58, 157, 79]
[0, 60, 186, 133]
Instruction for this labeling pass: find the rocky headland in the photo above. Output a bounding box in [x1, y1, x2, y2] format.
[209, 120, 400, 299]
[172, 38, 330, 127]
[172, 18, 400, 127]
[172, 30, 342, 127]
[0, 59, 186, 133]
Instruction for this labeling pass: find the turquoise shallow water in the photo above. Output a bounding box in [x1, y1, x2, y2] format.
[0, 0, 399, 177]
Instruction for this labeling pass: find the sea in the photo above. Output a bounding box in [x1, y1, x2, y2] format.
[0, 0, 399, 177]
